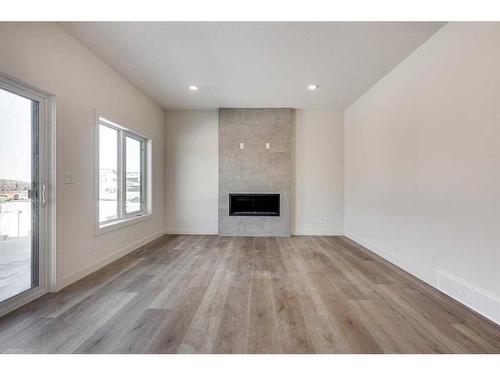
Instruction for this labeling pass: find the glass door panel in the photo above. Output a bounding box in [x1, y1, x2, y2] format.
[0, 87, 39, 303]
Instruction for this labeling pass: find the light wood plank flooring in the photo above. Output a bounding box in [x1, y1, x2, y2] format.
[0, 235, 499, 353]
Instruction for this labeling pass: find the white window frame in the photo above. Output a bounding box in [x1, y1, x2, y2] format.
[95, 116, 152, 235]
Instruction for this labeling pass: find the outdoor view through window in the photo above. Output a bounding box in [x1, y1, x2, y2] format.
[0, 87, 32, 303]
[99, 124, 119, 223]
[125, 136, 142, 214]
[99, 120, 145, 227]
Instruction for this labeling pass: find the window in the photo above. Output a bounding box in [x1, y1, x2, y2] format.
[97, 117, 149, 232]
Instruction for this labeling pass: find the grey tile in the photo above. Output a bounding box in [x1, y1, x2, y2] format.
[219, 124, 240, 152]
[242, 109, 268, 123]
[266, 108, 293, 124]
[219, 108, 242, 124]
[219, 108, 292, 237]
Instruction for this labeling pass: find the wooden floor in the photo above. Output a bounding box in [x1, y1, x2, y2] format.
[0, 235, 499, 353]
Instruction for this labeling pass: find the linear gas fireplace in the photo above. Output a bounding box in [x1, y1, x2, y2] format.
[229, 194, 280, 217]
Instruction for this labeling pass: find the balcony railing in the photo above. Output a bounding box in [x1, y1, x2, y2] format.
[0, 201, 31, 240]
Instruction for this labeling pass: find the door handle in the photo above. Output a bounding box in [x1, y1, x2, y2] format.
[41, 184, 47, 207]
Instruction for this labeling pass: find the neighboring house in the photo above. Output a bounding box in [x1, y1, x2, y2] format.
[99, 169, 140, 201]
[126, 172, 141, 202]
[99, 169, 118, 200]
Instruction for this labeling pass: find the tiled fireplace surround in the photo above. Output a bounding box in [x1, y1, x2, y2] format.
[218, 108, 292, 236]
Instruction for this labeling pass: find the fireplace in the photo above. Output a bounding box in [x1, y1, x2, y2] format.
[229, 194, 280, 217]
[219, 109, 291, 236]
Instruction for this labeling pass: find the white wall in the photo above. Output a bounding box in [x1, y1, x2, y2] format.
[165, 110, 219, 234]
[0, 22, 166, 289]
[345, 22, 500, 324]
[293, 109, 344, 235]
[164, 109, 344, 236]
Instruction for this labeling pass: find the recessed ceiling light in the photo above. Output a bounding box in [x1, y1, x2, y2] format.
[189, 85, 199, 91]
[308, 84, 319, 90]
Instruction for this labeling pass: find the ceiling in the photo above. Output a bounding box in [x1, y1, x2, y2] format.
[61, 22, 445, 110]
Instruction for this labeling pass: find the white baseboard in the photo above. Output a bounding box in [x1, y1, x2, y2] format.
[166, 228, 344, 236]
[57, 228, 166, 291]
[344, 231, 500, 326]
[292, 229, 344, 236]
[438, 271, 500, 325]
[344, 231, 436, 287]
[165, 228, 218, 235]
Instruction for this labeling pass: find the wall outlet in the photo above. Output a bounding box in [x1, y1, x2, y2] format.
[239, 142, 245, 150]
[315, 216, 329, 224]
[265, 142, 270, 150]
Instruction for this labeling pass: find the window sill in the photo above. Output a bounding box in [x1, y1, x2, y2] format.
[95, 213, 153, 236]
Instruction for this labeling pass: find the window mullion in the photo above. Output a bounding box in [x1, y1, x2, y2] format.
[141, 140, 146, 214]
[117, 130, 125, 220]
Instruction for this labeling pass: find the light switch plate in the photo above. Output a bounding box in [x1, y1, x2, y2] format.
[239, 142, 245, 150]
[65, 172, 76, 184]
[265, 142, 270, 149]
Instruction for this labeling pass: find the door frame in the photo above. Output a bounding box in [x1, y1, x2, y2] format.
[0, 72, 56, 318]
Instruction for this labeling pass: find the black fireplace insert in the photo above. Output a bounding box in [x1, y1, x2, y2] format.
[229, 194, 280, 216]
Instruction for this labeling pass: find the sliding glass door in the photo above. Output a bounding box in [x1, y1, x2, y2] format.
[0, 76, 49, 311]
